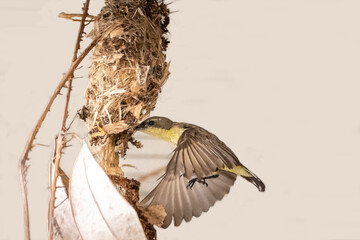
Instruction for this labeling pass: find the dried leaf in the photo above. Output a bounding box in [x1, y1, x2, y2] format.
[130, 80, 142, 93]
[109, 26, 124, 38]
[102, 121, 128, 134]
[129, 103, 143, 119]
[69, 141, 147, 240]
[53, 171, 81, 240]
[138, 205, 166, 227]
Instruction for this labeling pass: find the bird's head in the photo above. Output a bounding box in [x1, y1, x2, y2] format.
[135, 116, 174, 131]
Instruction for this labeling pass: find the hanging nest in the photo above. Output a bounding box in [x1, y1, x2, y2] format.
[84, 0, 170, 167]
[81, 1, 170, 239]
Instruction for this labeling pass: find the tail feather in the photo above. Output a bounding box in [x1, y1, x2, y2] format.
[224, 165, 266, 192]
[242, 175, 265, 192]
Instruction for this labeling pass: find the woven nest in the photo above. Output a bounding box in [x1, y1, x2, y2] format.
[81, 1, 170, 237]
[84, 0, 170, 158]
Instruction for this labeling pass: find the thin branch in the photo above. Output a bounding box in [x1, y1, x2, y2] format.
[48, 1, 92, 239]
[62, 0, 91, 130]
[19, 36, 99, 240]
[48, 133, 65, 240]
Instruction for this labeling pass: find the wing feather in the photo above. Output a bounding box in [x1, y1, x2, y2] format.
[194, 141, 224, 168]
[187, 143, 212, 177]
[191, 141, 218, 171]
[185, 143, 205, 177]
[182, 145, 194, 179]
[141, 126, 240, 228]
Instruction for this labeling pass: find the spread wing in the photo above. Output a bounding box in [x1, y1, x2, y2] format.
[141, 126, 240, 228]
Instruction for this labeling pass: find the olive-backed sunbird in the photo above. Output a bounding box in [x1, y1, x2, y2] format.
[136, 116, 265, 228]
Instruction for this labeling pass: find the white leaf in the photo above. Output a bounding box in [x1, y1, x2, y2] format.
[69, 141, 147, 240]
[53, 173, 81, 240]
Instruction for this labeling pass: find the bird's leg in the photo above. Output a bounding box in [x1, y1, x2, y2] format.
[203, 174, 219, 180]
[196, 178, 208, 187]
[186, 178, 197, 189]
[199, 174, 219, 186]
[186, 174, 219, 189]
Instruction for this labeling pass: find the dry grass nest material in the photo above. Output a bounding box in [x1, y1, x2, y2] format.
[84, 0, 170, 153]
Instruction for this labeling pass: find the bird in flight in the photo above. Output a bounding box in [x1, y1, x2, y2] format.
[136, 116, 265, 228]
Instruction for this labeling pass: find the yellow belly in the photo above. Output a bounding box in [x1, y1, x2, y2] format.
[142, 126, 185, 145]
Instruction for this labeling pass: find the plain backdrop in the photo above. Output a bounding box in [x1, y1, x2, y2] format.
[1, 0, 360, 239]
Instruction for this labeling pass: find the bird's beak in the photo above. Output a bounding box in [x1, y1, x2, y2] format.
[135, 121, 145, 130]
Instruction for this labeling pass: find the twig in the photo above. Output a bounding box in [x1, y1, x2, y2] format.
[62, 0, 91, 131]
[58, 12, 96, 22]
[48, 1, 92, 239]
[48, 133, 65, 240]
[19, 37, 98, 240]
[19, 14, 98, 240]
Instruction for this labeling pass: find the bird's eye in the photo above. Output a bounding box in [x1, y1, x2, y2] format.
[148, 120, 154, 126]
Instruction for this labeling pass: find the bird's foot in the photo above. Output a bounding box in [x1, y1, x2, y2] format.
[186, 178, 208, 189]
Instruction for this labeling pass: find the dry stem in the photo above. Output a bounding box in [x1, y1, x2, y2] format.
[58, 12, 96, 22]
[48, 133, 65, 240]
[18, 1, 98, 237]
[48, 1, 92, 239]
[61, 0, 91, 131]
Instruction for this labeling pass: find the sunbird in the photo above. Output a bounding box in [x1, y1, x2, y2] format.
[136, 116, 265, 228]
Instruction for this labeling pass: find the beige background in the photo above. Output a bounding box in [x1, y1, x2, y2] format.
[1, 0, 360, 239]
